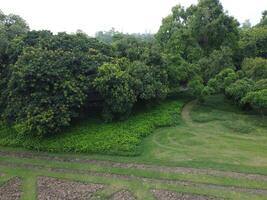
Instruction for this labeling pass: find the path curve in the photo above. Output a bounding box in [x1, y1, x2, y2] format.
[181, 100, 198, 126]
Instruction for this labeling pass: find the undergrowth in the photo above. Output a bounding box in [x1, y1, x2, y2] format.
[0, 99, 183, 156]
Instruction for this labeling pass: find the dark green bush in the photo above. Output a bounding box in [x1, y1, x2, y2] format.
[0, 99, 183, 155]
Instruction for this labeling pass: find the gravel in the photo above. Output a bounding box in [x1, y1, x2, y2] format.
[152, 189, 222, 200]
[0, 177, 22, 200]
[37, 176, 103, 200]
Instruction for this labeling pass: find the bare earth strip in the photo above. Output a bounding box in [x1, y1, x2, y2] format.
[0, 161, 266, 196]
[37, 176, 103, 200]
[0, 177, 22, 200]
[151, 189, 222, 200]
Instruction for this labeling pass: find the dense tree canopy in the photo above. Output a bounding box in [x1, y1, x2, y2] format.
[0, 0, 266, 138]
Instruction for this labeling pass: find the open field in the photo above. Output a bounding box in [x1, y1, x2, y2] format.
[1, 95, 267, 199]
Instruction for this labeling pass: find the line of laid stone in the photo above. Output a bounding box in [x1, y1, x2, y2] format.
[0, 150, 267, 182]
[0, 160, 266, 197]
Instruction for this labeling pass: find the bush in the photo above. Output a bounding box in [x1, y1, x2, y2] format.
[0, 99, 184, 155]
[242, 89, 267, 111]
[242, 57, 267, 81]
[225, 78, 254, 104]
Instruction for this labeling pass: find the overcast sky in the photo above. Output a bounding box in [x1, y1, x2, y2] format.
[1, 0, 266, 36]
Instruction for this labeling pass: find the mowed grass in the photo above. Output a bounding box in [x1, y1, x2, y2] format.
[13, 94, 265, 175]
[0, 99, 183, 155]
[1, 95, 267, 199]
[1, 94, 267, 175]
[131, 95, 267, 173]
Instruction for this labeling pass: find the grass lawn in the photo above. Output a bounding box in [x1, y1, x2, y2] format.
[1, 94, 267, 199]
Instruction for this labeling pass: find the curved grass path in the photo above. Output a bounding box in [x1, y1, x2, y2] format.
[181, 100, 197, 126]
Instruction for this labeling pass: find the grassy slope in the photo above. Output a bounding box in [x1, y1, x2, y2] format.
[0, 99, 184, 155]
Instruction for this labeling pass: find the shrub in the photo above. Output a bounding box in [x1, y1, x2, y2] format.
[225, 78, 254, 105]
[0, 99, 184, 155]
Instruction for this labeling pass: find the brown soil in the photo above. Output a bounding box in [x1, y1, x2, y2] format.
[0, 177, 22, 200]
[152, 189, 222, 200]
[0, 161, 266, 196]
[37, 176, 103, 200]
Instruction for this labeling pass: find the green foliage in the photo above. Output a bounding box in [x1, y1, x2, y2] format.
[188, 0, 239, 53]
[1, 1, 267, 146]
[238, 27, 267, 60]
[225, 78, 254, 104]
[128, 61, 168, 100]
[242, 89, 267, 111]
[112, 34, 148, 61]
[242, 57, 267, 81]
[198, 47, 235, 82]
[94, 63, 136, 120]
[0, 10, 29, 114]
[4, 48, 90, 137]
[156, 0, 239, 93]
[0, 100, 183, 155]
[188, 76, 204, 98]
[254, 79, 267, 91]
[205, 68, 238, 94]
[94, 59, 169, 120]
[257, 10, 267, 27]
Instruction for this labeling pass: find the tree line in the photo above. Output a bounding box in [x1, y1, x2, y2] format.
[0, 0, 266, 138]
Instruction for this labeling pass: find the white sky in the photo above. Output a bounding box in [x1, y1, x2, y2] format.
[0, 0, 266, 36]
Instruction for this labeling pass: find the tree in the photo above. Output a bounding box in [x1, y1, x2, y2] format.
[128, 61, 168, 100]
[188, 76, 205, 99]
[238, 27, 267, 60]
[156, 0, 239, 92]
[257, 10, 267, 27]
[198, 47, 235, 82]
[0, 11, 29, 117]
[3, 48, 90, 137]
[242, 57, 267, 81]
[225, 78, 254, 105]
[93, 63, 136, 121]
[187, 0, 239, 54]
[242, 20, 252, 30]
